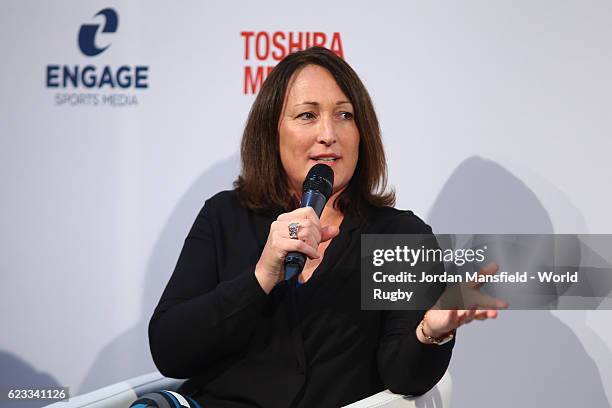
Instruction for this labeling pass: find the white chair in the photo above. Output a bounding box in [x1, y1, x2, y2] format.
[45, 370, 452, 408]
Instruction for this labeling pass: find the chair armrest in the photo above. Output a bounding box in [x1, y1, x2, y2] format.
[44, 372, 186, 408]
[343, 370, 452, 408]
[45, 370, 451, 408]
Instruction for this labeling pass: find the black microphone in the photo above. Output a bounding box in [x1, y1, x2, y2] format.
[284, 163, 334, 281]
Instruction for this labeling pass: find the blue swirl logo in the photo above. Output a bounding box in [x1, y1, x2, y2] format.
[78, 8, 119, 57]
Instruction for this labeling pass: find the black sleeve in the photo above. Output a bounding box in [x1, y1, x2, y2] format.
[148, 199, 268, 379]
[377, 215, 455, 396]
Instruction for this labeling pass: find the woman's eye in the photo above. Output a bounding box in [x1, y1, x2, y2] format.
[339, 111, 354, 120]
[297, 112, 316, 120]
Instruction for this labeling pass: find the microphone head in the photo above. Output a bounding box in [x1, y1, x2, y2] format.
[303, 163, 334, 199]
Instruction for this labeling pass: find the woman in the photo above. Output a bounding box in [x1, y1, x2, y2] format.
[148, 47, 504, 408]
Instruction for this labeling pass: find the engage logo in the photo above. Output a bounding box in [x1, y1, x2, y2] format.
[45, 7, 149, 107]
[78, 8, 118, 57]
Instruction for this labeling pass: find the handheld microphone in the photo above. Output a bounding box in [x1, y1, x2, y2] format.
[284, 163, 334, 281]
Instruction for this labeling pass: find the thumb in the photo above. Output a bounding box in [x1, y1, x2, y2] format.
[320, 225, 340, 242]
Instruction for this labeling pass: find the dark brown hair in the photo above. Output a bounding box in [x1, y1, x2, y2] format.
[234, 46, 395, 216]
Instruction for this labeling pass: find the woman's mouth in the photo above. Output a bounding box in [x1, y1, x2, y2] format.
[310, 154, 341, 165]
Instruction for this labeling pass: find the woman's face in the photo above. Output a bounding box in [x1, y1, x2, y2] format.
[278, 64, 359, 201]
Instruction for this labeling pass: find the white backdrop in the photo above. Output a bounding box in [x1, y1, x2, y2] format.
[1, 1, 612, 407]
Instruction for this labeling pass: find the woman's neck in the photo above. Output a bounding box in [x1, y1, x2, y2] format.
[320, 191, 344, 227]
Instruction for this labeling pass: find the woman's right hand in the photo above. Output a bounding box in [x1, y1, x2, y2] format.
[255, 207, 339, 294]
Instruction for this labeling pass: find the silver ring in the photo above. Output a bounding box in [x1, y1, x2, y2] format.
[288, 222, 300, 240]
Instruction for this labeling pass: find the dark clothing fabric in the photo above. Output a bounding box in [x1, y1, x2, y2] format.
[149, 190, 454, 408]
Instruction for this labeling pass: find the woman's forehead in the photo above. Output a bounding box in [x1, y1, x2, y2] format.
[285, 65, 350, 106]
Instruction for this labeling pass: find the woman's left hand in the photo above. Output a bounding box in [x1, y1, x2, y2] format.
[417, 263, 508, 343]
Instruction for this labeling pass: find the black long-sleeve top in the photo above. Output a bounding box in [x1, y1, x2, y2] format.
[148, 190, 454, 408]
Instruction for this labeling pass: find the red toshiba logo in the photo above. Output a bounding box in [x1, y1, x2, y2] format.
[241, 31, 345, 95]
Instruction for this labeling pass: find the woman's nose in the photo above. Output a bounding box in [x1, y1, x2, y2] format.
[317, 116, 337, 145]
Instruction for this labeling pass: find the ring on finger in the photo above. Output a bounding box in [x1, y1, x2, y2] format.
[288, 222, 300, 240]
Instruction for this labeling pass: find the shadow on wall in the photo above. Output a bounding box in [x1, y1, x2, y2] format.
[78, 154, 241, 394]
[428, 156, 611, 408]
[0, 351, 61, 408]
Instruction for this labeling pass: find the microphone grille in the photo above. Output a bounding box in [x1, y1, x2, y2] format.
[303, 164, 334, 199]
